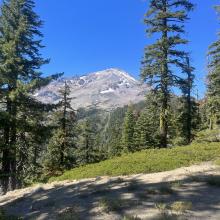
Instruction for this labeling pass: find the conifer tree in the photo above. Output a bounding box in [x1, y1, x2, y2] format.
[43, 81, 76, 175]
[121, 106, 135, 152]
[141, 0, 194, 147]
[174, 96, 199, 145]
[178, 57, 195, 144]
[76, 119, 98, 165]
[103, 108, 126, 157]
[184, 58, 194, 143]
[207, 5, 220, 130]
[15, 105, 52, 186]
[133, 93, 160, 149]
[0, 0, 60, 193]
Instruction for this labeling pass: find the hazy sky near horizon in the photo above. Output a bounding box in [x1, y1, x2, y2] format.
[33, 0, 219, 98]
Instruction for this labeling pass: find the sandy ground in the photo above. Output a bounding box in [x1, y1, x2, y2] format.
[1, 162, 220, 220]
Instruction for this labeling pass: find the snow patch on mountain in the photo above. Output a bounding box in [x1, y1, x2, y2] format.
[100, 88, 115, 94]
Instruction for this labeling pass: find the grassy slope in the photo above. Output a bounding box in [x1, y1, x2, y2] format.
[49, 142, 220, 182]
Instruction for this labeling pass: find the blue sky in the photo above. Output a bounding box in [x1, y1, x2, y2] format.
[34, 0, 220, 98]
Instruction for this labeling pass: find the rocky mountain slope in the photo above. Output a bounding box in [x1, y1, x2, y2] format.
[34, 68, 148, 110]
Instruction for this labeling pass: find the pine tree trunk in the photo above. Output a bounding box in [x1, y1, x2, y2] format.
[3, 85, 18, 192]
[16, 135, 25, 189]
[160, 0, 168, 148]
[160, 95, 168, 148]
[1, 99, 12, 194]
[10, 105, 17, 190]
[1, 145, 10, 194]
[209, 114, 214, 130]
[16, 116, 28, 189]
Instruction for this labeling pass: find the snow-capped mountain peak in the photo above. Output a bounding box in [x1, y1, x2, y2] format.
[93, 68, 137, 82]
[35, 68, 148, 110]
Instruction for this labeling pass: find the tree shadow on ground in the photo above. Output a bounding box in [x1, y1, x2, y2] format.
[1, 173, 220, 220]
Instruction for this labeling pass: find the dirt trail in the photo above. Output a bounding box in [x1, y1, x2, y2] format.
[1, 162, 220, 220]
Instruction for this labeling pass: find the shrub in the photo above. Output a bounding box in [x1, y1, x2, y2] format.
[195, 129, 220, 143]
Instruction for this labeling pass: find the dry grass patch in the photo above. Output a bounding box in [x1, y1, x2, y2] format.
[155, 203, 179, 220]
[99, 197, 124, 213]
[170, 180, 184, 188]
[121, 215, 142, 220]
[155, 202, 168, 212]
[147, 184, 175, 195]
[170, 201, 192, 214]
[57, 207, 80, 220]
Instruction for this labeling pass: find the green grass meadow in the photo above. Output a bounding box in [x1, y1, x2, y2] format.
[49, 142, 220, 183]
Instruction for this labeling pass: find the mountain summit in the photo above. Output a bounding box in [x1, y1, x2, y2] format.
[35, 68, 148, 110]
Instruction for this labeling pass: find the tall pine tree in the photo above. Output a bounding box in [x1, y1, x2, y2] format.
[43, 81, 76, 176]
[133, 93, 160, 149]
[0, 0, 60, 193]
[121, 106, 135, 152]
[207, 5, 220, 130]
[141, 0, 194, 147]
[178, 57, 195, 144]
[76, 119, 98, 166]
